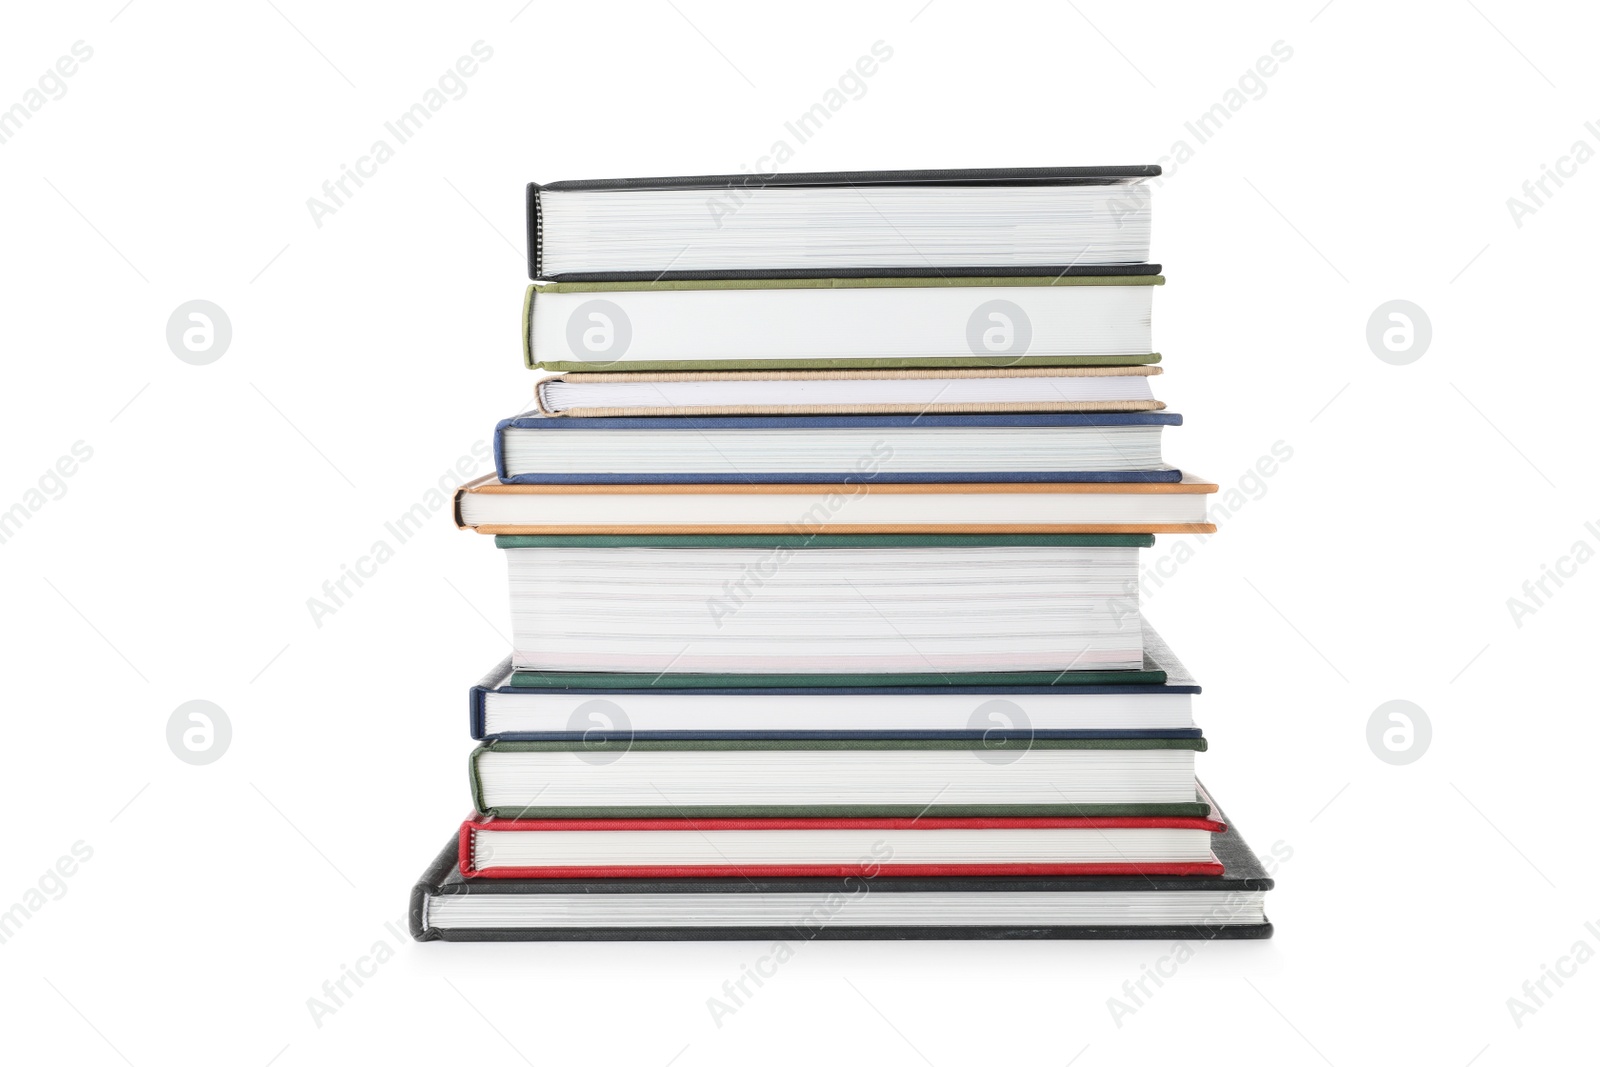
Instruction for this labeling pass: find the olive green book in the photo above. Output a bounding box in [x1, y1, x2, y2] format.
[524, 275, 1163, 372]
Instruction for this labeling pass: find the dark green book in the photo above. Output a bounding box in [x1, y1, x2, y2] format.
[508, 667, 1166, 689]
[492, 533, 1156, 550]
[469, 737, 1208, 819]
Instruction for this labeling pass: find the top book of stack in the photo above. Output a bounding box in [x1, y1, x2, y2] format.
[525, 165, 1158, 281]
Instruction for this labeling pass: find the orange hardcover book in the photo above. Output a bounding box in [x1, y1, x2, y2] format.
[454, 473, 1217, 535]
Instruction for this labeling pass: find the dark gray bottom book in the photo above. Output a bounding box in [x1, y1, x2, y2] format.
[410, 797, 1274, 942]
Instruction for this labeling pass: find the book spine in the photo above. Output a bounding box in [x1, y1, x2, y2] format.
[408, 838, 459, 941]
[407, 882, 433, 940]
[521, 283, 535, 368]
[458, 822, 477, 876]
[469, 745, 491, 815]
[492, 416, 513, 481]
[532, 374, 560, 417]
[526, 182, 542, 279]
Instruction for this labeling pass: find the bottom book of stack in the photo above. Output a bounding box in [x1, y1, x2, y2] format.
[411, 789, 1272, 942]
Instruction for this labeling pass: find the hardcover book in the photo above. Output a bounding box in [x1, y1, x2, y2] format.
[508, 666, 1169, 690]
[457, 473, 1216, 535]
[527, 165, 1159, 280]
[524, 275, 1161, 371]
[470, 625, 1199, 739]
[457, 813, 1227, 878]
[492, 411, 1183, 484]
[468, 737, 1209, 819]
[492, 534, 1154, 676]
[533, 366, 1166, 418]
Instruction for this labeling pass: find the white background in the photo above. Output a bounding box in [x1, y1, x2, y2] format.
[1, 1, 1595, 1063]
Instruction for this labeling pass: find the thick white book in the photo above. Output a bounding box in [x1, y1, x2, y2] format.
[496, 538, 1149, 675]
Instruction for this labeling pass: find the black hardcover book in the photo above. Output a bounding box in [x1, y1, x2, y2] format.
[410, 787, 1273, 942]
[527, 165, 1161, 281]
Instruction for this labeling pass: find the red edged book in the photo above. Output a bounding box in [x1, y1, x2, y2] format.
[458, 814, 1226, 879]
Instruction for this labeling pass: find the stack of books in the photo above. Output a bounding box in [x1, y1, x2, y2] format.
[410, 165, 1275, 941]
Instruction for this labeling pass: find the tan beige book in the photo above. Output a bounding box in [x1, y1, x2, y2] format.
[534, 366, 1164, 417]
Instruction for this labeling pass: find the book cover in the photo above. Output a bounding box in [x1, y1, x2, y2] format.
[457, 813, 1228, 879]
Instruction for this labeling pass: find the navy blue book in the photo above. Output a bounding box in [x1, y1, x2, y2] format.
[493, 411, 1184, 485]
[470, 628, 1201, 742]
